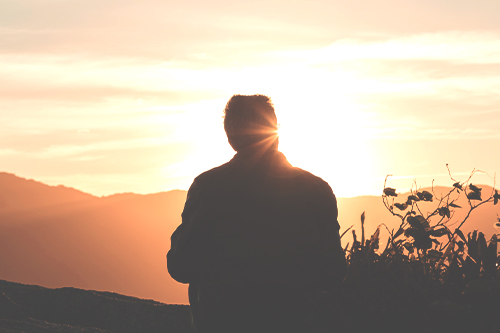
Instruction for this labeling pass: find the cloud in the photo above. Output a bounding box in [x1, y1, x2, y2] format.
[3, 0, 499, 62]
[2, 1, 500, 196]
[278, 31, 500, 64]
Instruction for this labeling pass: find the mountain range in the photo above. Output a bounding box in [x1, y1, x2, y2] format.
[1, 172, 498, 305]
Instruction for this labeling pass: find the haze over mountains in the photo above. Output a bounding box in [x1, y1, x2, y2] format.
[1, 172, 499, 305]
[0, 172, 188, 304]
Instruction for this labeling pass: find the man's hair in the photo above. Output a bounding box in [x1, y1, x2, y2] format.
[223, 94, 278, 151]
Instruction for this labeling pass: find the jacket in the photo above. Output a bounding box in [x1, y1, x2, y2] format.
[167, 148, 346, 332]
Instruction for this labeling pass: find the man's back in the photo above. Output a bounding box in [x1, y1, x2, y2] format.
[168, 148, 346, 332]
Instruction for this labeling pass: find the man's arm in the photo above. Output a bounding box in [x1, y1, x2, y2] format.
[167, 179, 209, 284]
[318, 181, 347, 289]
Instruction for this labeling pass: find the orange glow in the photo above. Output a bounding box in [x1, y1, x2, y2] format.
[2, 0, 500, 308]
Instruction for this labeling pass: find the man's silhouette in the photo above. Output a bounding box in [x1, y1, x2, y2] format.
[167, 95, 346, 333]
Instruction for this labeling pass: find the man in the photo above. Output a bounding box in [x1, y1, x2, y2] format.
[167, 95, 346, 333]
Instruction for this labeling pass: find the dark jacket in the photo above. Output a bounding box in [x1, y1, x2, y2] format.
[167, 148, 346, 332]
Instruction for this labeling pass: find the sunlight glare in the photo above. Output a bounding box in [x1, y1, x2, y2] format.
[157, 63, 380, 197]
[269, 73, 376, 198]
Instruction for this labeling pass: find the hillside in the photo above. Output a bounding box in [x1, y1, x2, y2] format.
[0, 279, 192, 332]
[0, 172, 189, 304]
[1, 172, 499, 305]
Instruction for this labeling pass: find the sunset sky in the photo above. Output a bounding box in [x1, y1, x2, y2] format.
[1, 0, 499, 198]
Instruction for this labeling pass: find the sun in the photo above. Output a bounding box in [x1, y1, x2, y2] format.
[274, 94, 375, 198]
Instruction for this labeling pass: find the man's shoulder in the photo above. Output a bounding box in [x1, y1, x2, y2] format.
[292, 167, 333, 191]
[192, 159, 234, 185]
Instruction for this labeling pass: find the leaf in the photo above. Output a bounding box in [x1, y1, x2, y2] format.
[441, 239, 456, 263]
[493, 190, 500, 205]
[394, 203, 408, 211]
[407, 215, 430, 230]
[414, 235, 433, 250]
[405, 218, 433, 250]
[427, 249, 442, 259]
[455, 229, 467, 244]
[393, 227, 404, 239]
[449, 202, 461, 208]
[340, 225, 353, 239]
[417, 190, 433, 202]
[403, 242, 414, 253]
[494, 222, 500, 229]
[457, 255, 465, 264]
[467, 191, 482, 201]
[466, 184, 482, 201]
[394, 239, 405, 247]
[469, 230, 478, 244]
[469, 184, 482, 193]
[430, 227, 449, 237]
[407, 195, 420, 203]
[438, 207, 451, 218]
[488, 235, 497, 257]
[422, 190, 433, 201]
[383, 187, 398, 197]
[405, 228, 417, 238]
[369, 227, 380, 250]
[477, 232, 487, 259]
[361, 211, 366, 247]
[453, 182, 463, 190]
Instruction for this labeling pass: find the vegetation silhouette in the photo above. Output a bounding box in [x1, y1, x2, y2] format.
[325, 167, 500, 333]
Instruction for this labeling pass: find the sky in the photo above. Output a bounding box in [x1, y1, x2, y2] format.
[1, 0, 500, 198]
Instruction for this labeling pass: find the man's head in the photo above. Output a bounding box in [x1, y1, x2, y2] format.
[223, 94, 279, 152]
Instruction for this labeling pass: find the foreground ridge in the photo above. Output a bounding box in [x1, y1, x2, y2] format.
[0, 279, 192, 333]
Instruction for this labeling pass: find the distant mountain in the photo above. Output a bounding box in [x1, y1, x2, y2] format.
[1, 172, 499, 305]
[0, 279, 191, 333]
[0, 172, 188, 304]
[0, 172, 95, 213]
